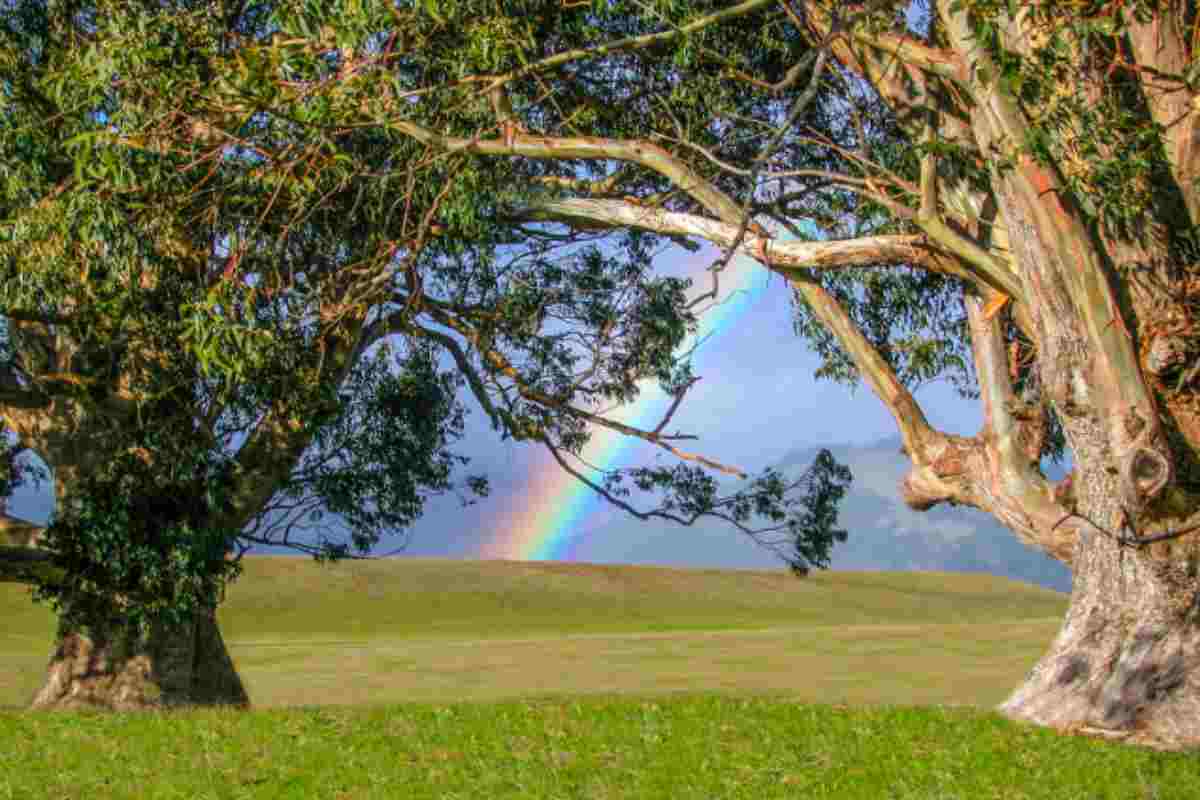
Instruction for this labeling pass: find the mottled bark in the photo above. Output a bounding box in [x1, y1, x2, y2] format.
[999, 468, 1200, 752]
[3, 509, 250, 711]
[831, 1, 1192, 749]
[30, 603, 248, 711]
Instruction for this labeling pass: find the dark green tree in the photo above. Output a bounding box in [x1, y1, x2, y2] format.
[53, 0, 1200, 749]
[0, 0, 848, 711]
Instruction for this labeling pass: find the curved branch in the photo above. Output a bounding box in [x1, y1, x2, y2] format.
[962, 292, 1075, 562]
[389, 123, 744, 222]
[408, 323, 504, 431]
[726, 224, 1057, 561]
[520, 197, 1002, 290]
[786, 270, 936, 459]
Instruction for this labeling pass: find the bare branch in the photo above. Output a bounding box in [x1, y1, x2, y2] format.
[534, 165, 635, 197]
[409, 324, 504, 431]
[786, 270, 935, 458]
[961, 292, 1073, 562]
[652, 377, 700, 436]
[388, 123, 745, 222]
[520, 197, 993, 288]
[847, 27, 963, 83]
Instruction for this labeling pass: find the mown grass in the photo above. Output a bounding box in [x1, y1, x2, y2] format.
[3, 697, 1198, 799]
[5, 558, 1193, 797]
[1, 558, 1069, 707]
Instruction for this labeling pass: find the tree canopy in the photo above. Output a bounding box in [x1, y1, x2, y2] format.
[0, 0, 855, 633]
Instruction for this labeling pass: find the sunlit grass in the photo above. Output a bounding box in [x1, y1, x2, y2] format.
[2, 697, 1196, 799]
[1, 558, 1068, 708]
[6, 558, 1170, 798]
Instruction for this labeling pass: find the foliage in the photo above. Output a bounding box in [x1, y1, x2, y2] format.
[0, 0, 863, 633]
[265, 341, 483, 560]
[602, 448, 852, 575]
[31, 429, 243, 634]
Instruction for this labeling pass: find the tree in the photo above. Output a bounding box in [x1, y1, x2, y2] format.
[0, 0, 850, 711]
[105, 0, 1200, 749]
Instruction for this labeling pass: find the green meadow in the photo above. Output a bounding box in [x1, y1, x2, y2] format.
[3, 557, 1198, 798]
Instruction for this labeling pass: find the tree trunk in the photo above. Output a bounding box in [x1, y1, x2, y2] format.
[998, 468, 1200, 751]
[29, 603, 249, 711]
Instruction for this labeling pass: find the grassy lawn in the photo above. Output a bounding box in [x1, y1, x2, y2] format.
[3, 697, 1198, 799]
[1, 558, 1069, 707]
[4, 558, 1194, 797]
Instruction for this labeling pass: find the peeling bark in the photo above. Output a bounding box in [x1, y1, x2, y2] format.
[1000, 476, 1200, 751]
[3, 511, 250, 711]
[30, 604, 248, 711]
[1127, 7, 1200, 226]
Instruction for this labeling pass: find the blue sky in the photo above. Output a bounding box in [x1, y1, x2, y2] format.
[6, 240, 986, 568]
[408, 240, 983, 566]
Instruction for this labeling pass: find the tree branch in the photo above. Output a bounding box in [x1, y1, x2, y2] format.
[520, 197, 1002, 290]
[846, 26, 964, 83]
[388, 123, 745, 222]
[420, 305, 748, 477]
[220, 313, 369, 532]
[961, 292, 1075, 563]
[801, 1, 972, 143]
[911, 99, 1029, 329]
[408, 323, 505, 432]
[786, 269, 935, 458]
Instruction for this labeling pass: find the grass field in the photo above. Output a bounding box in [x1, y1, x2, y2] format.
[3, 557, 1198, 798]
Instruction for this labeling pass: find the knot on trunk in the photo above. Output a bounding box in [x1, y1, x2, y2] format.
[1122, 446, 1171, 511]
[900, 466, 956, 511]
[1144, 334, 1195, 378]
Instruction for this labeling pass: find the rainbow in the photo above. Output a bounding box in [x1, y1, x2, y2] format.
[478, 224, 796, 561]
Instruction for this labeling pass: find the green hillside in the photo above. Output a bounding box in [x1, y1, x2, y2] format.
[2, 557, 1068, 709]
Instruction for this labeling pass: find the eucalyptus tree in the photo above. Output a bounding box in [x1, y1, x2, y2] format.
[188, 0, 1200, 749]
[0, 1, 849, 711]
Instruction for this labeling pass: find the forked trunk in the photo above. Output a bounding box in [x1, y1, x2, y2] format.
[999, 471, 1200, 751]
[30, 603, 249, 711]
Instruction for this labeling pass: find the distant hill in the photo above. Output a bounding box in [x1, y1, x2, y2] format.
[1, 557, 1069, 708]
[2, 556, 1069, 647]
[575, 437, 1073, 594]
